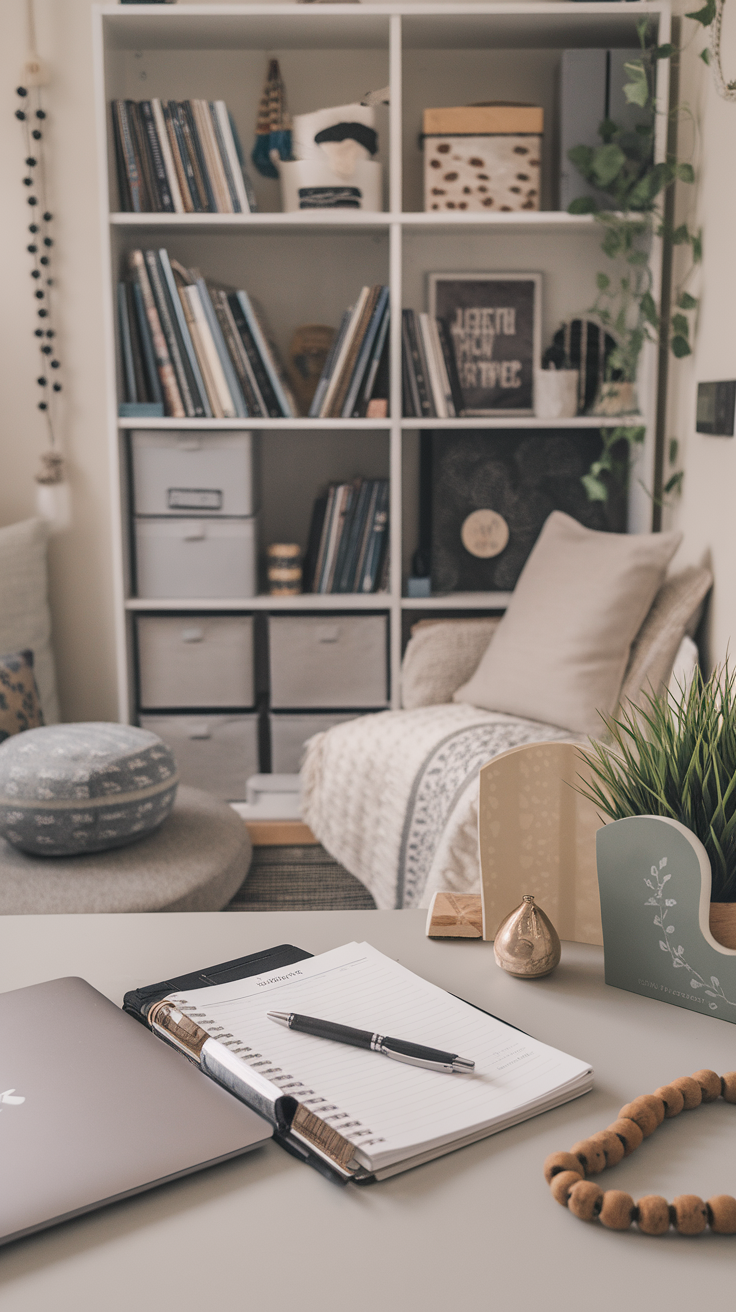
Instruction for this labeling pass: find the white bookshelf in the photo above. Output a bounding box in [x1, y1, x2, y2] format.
[94, 1, 671, 723]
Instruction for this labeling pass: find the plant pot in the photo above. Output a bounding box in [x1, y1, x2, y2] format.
[709, 902, 736, 949]
[534, 368, 580, 419]
[590, 380, 639, 417]
[596, 815, 736, 1022]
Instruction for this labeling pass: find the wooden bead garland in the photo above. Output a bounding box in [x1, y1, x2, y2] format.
[544, 1069, 736, 1236]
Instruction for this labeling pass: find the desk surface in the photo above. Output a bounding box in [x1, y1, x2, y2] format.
[1, 909, 735, 1311]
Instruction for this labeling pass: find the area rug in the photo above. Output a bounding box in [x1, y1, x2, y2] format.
[225, 843, 376, 912]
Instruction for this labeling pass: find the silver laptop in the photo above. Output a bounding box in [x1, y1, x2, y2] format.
[0, 975, 272, 1246]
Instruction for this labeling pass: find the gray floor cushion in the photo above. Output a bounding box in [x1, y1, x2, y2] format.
[0, 786, 250, 914]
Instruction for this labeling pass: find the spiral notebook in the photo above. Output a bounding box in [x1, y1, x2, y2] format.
[134, 941, 592, 1182]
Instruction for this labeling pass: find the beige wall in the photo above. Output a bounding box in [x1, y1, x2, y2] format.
[667, 3, 736, 670]
[0, 0, 117, 721]
[0, 1, 734, 723]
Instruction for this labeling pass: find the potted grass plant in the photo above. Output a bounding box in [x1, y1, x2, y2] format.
[581, 663, 736, 950]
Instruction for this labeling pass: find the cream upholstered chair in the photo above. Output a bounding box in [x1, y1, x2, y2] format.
[478, 741, 603, 946]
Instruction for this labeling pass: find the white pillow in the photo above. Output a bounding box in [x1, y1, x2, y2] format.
[453, 511, 681, 735]
[0, 518, 58, 722]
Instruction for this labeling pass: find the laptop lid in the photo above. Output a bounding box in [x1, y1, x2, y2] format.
[0, 976, 272, 1246]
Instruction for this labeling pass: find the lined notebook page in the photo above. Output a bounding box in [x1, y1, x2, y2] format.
[171, 942, 591, 1171]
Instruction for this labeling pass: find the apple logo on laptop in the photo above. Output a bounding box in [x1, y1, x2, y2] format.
[0, 1089, 25, 1109]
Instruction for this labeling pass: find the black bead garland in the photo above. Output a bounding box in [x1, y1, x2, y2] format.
[16, 82, 62, 451]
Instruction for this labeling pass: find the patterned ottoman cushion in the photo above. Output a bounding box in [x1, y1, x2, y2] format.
[0, 722, 178, 856]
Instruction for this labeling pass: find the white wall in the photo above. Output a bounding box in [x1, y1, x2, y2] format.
[0, 1, 734, 721]
[667, 2, 736, 670]
[0, 0, 116, 721]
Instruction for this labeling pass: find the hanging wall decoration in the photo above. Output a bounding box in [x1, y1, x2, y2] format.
[15, 2, 70, 530]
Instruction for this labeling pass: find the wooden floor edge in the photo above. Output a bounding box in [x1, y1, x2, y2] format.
[244, 819, 319, 847]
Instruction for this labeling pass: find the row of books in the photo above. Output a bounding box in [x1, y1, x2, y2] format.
[118, 248, 297, 419]
[304, 479, 389, 595]
[309, 286, 390, 420]
[112, 99, 256, 215]
[402, 308, 465, 418]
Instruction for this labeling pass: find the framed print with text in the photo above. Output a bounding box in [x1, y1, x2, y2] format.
[429, 272, 542, 415]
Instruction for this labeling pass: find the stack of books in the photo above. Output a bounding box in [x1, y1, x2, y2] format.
[112, 99, 256, 214]
[402, 308, 465, 418]
[118, 248, 297, 419]
[305, 479, 389, 594]
[309, 286, 390, 420]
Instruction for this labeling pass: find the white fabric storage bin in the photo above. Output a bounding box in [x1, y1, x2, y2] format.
[131, 431, 255, 517]
[137, 615, 254, 709]
[139, 714, 259, 801]
[268, 615, 388, 709]
[134, 517, 257, 599]
[270, 712, 361, 772]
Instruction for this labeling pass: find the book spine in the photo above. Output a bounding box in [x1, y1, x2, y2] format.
[191, 100, 231, 213]
[322, 485, 351, 594]
[117, 282, 137, 402]
[144, 249, 198, 417]
[182, 101, 217, 212]
[162, 102, 194, 213]
[131, 279, 163, 404]
[227, 110, 259, 213]
[129, 102, 160, 213]
[210, 100, 246, 213]
[112, 102, 132, 212]
[313, 485, 337, 593]
[309, 310, 349, 419]
[129, 250, 184, 417]
[116, 100, 148, 212]
[342, 286, 389, 419]
[125, 282, 149, 402]
[178, 286, 224, 418]
[405, 310, 434, 417]
[329, 286, 379, 419]
[320, 289, 369, 418]
[402, 311, 422, 418]
[235, 291, 295, 418]
[184, 284, 236, 417]
[418, 313, 447, 419]
[435, 316, 465, 417]
[427, 315, 456, 418]
[139, 101, 175, 212]
[226, 293, 274, 417]
[303, 494, 328, 594]
[171, 102, 205, 212]
[151, 99, 184, 213]
[337, 478, 370, 593]
[356, 301, 390, 416]
[359, 481, 389, 593]
[157, 248, 210, 417]
[330, 482, 359, 594]
[353, 479, 380, 588]
[196, 279, 248, 418]
[210, 289, 263, 417]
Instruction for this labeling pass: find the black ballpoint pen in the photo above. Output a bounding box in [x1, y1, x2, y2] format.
[267, 1010, 474, 1073]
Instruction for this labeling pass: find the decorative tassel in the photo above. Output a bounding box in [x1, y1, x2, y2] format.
[252, 59, 292, 178]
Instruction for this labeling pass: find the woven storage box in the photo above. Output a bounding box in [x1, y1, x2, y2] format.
[137, 615, 255, 710]
[268, 614, 388, 709]
[269, 711, 361, 772]
[131, 431, 256, 518]
[139, 714, 260, 800]
[423, 105, 543, 213]
[133, 516, 258, 599]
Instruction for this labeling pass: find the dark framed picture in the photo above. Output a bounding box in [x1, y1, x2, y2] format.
[429, 272, 541, 415]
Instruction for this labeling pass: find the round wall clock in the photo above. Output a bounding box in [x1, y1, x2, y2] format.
[460, 509, 509, 558]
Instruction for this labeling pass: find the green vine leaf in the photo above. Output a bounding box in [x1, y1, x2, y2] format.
[686, 0, 716, 25]
[672, 223, 690, 244]
[671, 313, 690, 337]
[671, 334, 692, 357]
[677, 292, 698, 310]
[700, 47, 711, 64]
[655, 43, 674, 59]
[664, 471, 685, 496]
[592, 142, 627, 186]
[567, 195, 597, 215]
[596, 272, 611, 290]
[676, 162, 695, 184]
[581, 473, 609, 502]
[623, 63, 651, 107]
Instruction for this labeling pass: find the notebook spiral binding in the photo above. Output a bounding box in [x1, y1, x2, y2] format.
[173, 998, 386, 1151]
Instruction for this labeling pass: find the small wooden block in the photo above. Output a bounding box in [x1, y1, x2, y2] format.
[426, 892, 483, 938]
[244, 820, 319, 847]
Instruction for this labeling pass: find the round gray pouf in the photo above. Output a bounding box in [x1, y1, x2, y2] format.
[0, 787, 252, 914]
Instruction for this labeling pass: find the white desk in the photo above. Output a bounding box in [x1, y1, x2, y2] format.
[1, 909, 735, 1311]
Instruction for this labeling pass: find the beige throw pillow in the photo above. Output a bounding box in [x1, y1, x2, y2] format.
[401, 618, 501, 708]
[453, 511, 681, 734]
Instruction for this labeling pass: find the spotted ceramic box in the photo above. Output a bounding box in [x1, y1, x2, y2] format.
[423, 105, 542, 214]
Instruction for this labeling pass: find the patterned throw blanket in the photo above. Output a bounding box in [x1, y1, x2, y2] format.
[301, 704, 574, 910]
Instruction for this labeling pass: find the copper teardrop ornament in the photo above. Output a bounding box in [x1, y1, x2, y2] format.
[493, 894, 561, 978]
